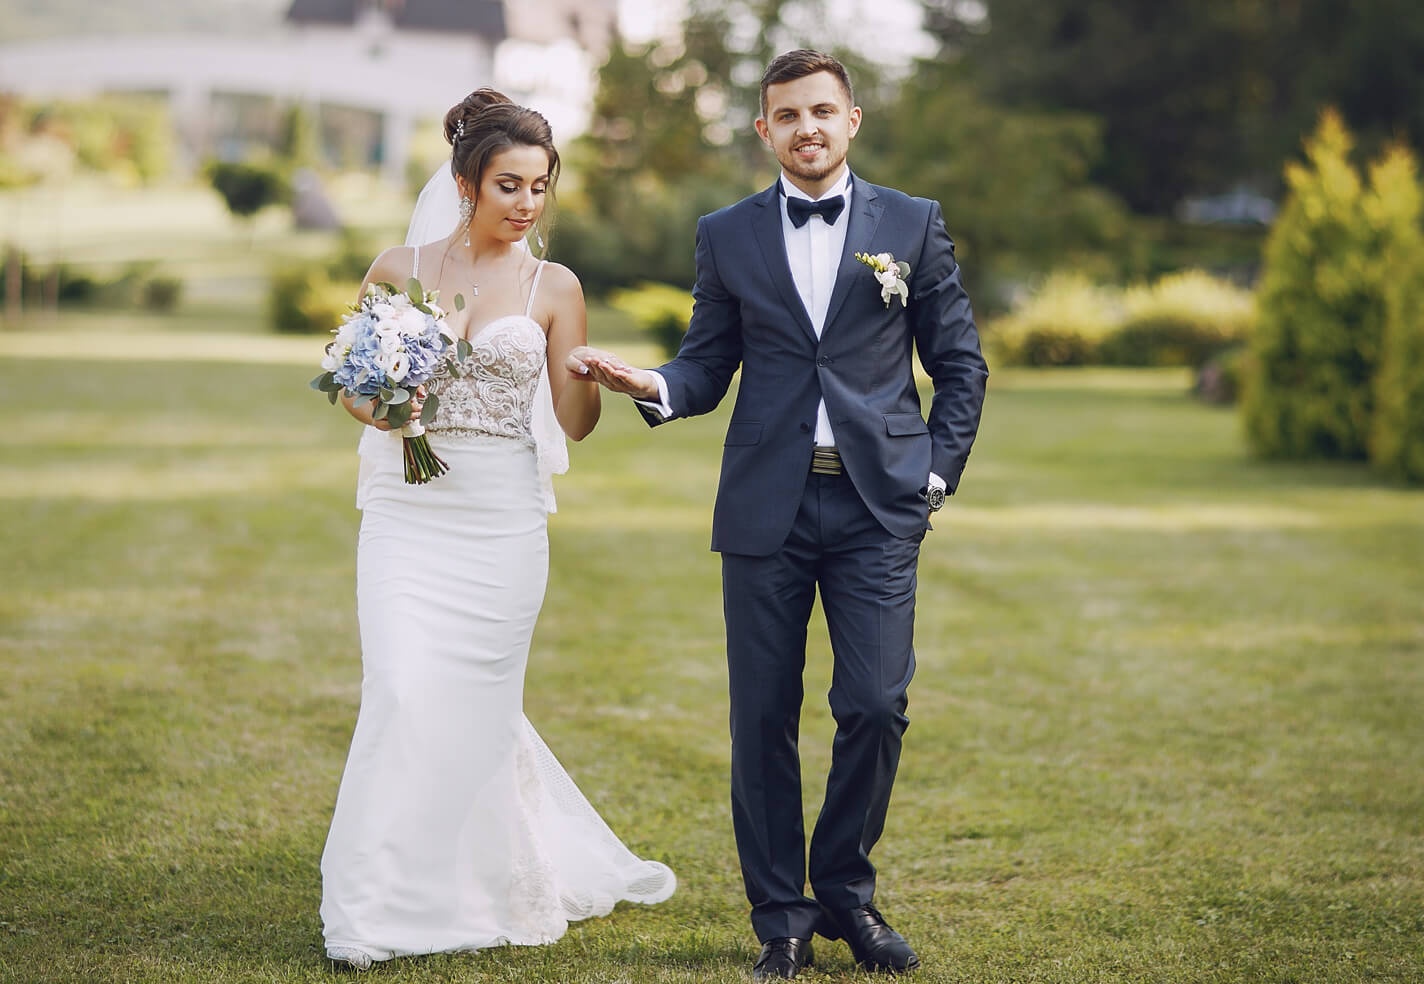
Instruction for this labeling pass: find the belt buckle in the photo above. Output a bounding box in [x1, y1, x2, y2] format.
[810, 446, 842, 476]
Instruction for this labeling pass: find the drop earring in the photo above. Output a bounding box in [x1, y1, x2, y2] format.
[459, 196, 474, 247]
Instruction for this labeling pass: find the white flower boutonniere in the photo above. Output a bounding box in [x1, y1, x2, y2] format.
[854, 251, 911, 308]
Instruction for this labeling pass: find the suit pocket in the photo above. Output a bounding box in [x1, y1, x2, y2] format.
[884, 413, 929, 437]
[724, 421, 763, 446]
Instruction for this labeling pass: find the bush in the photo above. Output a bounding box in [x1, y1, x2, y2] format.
[207, 159, 290, 222]
[2, 252, 183, 313]
[1103, 270, 1255, 367]
[141, 276, 183, 312]
[608, 282, 694, 357]
[983, 274, 1119, 366]
[269, 266, 355, 335]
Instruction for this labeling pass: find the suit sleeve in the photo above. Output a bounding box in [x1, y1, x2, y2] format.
[637, 215, 744, 426]
[909, 201, 988, 493]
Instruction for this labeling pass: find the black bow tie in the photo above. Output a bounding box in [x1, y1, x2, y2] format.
[786, 194, 845, 228]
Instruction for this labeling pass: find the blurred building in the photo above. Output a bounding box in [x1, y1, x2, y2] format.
[0, 0, 617, 181]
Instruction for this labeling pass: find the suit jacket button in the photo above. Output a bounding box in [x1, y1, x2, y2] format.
[817, 356, 831, 367]
[799, 422, 810, 432]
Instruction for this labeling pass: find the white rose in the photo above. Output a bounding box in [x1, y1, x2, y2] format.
[376, 328, 402, 355]
[396, 307, 429, 337]
[385, 352, 411, 383]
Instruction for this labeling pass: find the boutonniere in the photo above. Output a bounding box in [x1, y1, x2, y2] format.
[854, 251, 911, 308]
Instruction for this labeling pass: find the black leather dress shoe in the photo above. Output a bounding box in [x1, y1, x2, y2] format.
[821, 904, 920, 973]
[752, 937, 815, 980]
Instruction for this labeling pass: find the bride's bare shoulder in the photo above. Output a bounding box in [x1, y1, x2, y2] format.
[364, 245, 418, 284]
[534, 260, 584, 300]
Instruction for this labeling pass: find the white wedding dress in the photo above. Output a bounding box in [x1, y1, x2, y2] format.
[320, 256, 675, 967]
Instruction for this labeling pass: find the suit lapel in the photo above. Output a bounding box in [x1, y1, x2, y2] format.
[750, 183, 818, 342]
[823, 177, 884, 331]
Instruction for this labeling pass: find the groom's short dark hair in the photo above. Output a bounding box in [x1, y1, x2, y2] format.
[759, 49, 855, 120]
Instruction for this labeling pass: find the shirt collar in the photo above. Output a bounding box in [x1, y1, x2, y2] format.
[779, 168, 852, 205]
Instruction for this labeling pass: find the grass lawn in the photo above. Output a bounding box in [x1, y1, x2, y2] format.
[1, 337, 1419, 983]
[0, 185, 1420, 980]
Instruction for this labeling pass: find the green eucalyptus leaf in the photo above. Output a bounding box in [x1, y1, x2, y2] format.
[373, 402, 389, 420]
[420, 394, 439, 425]
[896, 261, 911, 278]
[327, 389, 340, 405]
[453, 293, 466, 311]
[457, 337, 473, 361]
[386, 388, 411, 405]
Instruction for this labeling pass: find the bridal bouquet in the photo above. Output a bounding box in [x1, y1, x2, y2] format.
[311, 278, 470, 484]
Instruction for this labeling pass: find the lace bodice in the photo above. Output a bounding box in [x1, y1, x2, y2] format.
[411, 248, 550, 448]
[427, 316, 546, 446]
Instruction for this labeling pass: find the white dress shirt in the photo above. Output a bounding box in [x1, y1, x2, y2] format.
[780, 170, 852, 447]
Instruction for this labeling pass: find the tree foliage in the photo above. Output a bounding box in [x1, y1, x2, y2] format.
[1367, 150, 1424, 483]
[854, 60, 1131, 301]
[561, 0, 891, 295]
[1242, 111, 1420, 464]
[947, 0, 1424, 214]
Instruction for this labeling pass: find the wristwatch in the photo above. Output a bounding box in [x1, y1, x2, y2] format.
[921, 484, 946, 513]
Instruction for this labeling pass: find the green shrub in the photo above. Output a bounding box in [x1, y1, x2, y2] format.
[1367, 148, 1424, 483]
[608, 281, 694, 357]
[269, 266, 355, 335]
[207, 159, 290, 222]
[1103, 270, 1255, 367]
[1242, 110, 1398, 461]
[2, 96, 173, 185]
[141, 276, 183, 312]
[983, 273, 1119, 366]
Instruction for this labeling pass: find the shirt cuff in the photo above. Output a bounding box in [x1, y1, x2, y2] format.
[633, 371, 674, 419]
[928, 472, 947, 493]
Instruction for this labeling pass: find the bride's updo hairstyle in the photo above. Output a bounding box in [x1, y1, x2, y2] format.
[444, 89, 560, 246]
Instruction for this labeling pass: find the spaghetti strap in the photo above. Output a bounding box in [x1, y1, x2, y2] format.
[412, 245, 420, 280]
[524, 261, 547, 318]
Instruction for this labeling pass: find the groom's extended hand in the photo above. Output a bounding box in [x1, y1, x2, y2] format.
[565, 345, 660, 401]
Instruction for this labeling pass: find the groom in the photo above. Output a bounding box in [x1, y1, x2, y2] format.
[575, 49, 987, 979]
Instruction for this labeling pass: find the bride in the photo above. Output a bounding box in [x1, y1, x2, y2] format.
[320, 88, 675, 970]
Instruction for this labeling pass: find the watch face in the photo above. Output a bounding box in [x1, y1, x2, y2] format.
[926, 486, 946, 511]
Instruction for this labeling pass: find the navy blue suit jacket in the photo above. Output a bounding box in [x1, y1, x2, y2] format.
[642, 175, 988, 556]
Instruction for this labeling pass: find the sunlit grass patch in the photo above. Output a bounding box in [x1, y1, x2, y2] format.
[1, 353, 1420, 983]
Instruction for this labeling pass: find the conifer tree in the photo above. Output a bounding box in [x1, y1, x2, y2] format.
[1367, 148, 1424, 483]
[1243, 111, 1385, 460]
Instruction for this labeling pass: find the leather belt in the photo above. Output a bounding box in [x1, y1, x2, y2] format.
[810, 446, 843, 475]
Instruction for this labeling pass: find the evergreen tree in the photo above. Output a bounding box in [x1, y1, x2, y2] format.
[1243, 111, 1378, 459]
[1367, 147, 1424, 483]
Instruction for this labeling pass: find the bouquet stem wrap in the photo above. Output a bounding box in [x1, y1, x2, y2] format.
[399, 420, 448, 484]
